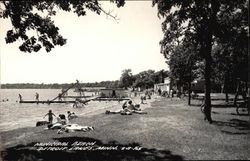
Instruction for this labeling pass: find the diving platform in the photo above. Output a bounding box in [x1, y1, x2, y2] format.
[19, 100, 91, 104]
[18, 81, 131, 104]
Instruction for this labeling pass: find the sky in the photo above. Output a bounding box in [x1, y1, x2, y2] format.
[0, 1, 168, 84]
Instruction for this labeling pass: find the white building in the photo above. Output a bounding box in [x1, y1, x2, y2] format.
[154, 77, 171, 94]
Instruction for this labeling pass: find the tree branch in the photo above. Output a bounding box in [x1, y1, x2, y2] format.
[99, 7, 119, 23]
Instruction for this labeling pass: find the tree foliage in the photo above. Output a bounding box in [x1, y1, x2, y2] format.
[133, 70, 156, 89]
[119, 69, 169, 90]
[153, 0, 248, 61]
[119, 69, 134, 89]
[168, 40, 201, 87]
[153, 0, 249, 123]
[0, 0, 125, 52]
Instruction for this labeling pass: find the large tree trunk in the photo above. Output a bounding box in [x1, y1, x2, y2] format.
[248, 55, 250, 129]
[204, 51, 213, 123]
[224, 72, 229, 102]
[188, 81, 191, 105]
[201, 17, 213, 123]
[188, 66, 192, 105]
[203, 0, 220, 124]
[203, 21, 213, 123]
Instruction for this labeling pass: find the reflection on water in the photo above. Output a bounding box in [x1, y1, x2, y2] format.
[0, 89, 121, 132]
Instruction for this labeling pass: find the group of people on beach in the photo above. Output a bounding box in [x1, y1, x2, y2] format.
[41, 98, 147, 133]
[42, 110, 93, 134]
[156, 88, 188, 99]
[36, 87, 150, 133]
[106, 99, 147, 115]
[43, 110, 78, 125]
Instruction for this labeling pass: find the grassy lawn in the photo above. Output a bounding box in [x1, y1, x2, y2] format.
[0, 95, 249, 161]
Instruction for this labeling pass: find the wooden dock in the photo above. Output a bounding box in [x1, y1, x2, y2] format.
[62, 96, 92, 98]
[19, 97, 130, 104]
[19, 100, 91, 104]
[92, 98, 130, 101]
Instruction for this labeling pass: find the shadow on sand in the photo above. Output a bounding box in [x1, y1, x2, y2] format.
[230, 113, 249, 116]
[211, 104, 236, 108]
[190, 103, 235, 108]
[213, 119, 250, 135]
[2, 137, 183, 161]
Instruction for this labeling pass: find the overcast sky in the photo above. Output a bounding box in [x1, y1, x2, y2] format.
[0, 1, 168, 84]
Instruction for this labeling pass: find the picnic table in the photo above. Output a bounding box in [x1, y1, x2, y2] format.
[236, 96, 249, 115]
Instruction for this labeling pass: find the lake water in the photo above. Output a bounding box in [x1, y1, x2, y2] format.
[0, 89, 123, 132]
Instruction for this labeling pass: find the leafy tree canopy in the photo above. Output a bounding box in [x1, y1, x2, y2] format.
[153, 0, 248, 59]
[168, 43, 198, 86]
[153, 0, 249, 122]
[133, 70, 156, 89]
[0, 0, 125, 52]
[119, 69, 134, 89]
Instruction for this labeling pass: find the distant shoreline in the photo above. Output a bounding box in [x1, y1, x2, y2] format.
[0, 81, 120, 89]
[0, 84, 107, 89]
[0, 87, 105, 89]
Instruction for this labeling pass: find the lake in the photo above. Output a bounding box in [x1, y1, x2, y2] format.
[0, 89, 123, 132]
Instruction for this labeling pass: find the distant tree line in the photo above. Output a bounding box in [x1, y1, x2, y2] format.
[119, 69, 169, 90]
[1, 81, 120, 89]
[1, 69, 168, 89]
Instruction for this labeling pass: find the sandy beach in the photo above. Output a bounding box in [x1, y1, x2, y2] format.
[0, 96, 249, 161]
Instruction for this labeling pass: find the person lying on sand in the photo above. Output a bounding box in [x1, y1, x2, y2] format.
[57, 124, 94, 134]
[106, 100, 147, 115]
[47, 122, 63, 129]
[46, 123, 94, 133]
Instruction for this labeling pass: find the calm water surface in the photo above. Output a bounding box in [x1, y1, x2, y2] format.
[0, 89, 121, 132]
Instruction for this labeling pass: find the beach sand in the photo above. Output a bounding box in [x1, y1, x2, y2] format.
[0, 96, 249, 161]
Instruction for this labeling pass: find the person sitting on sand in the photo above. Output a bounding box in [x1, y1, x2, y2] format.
[122, 100, 140, 111]
[67, 111, 78, 120]
[140, 96, 146, 104]
[57, 114, 67, 125]
[47, 115, 66, 130]
[145, 90, 151, 99]
[106, 100, 147, 115]
[44, 110, 56, 124]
